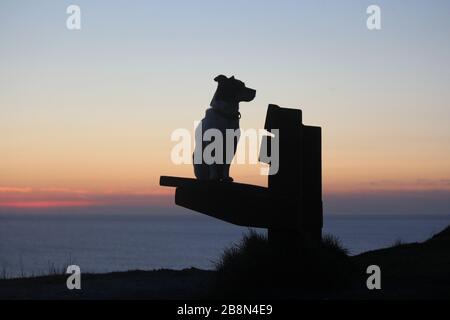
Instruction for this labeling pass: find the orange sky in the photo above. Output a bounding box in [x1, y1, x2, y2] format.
[1, 1, 449, 211]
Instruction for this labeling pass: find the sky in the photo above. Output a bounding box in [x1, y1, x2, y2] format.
[0, 0, 449, 215]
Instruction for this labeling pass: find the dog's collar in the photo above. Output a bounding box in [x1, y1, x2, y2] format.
[211, 108, 241, 120]
[210, 100, 241, 120]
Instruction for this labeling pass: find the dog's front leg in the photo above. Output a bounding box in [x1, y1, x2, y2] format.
[221, 129, 240, 181]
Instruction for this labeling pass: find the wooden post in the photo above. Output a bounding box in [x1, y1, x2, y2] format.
[261, 105, 322, 246]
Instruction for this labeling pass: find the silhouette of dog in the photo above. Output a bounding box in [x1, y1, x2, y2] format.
[194, 75, 256, 181]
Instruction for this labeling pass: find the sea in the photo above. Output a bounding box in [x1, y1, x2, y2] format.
[0, 210, 449, 278]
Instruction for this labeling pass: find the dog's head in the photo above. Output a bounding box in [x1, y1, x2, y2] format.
[212, 75, 256, 104]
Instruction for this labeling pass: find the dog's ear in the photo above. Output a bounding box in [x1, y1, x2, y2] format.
[214, 75, 228, 83]
[230, 76, 235, 80]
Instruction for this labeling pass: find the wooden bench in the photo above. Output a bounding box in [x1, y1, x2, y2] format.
[160, 104, 323, 246]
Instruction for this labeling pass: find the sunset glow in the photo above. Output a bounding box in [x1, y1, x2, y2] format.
[1, 1, 449, 214]
[1, 200, 98, 209]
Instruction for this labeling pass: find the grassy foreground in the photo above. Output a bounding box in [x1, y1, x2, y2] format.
[0, 226, 449, 300]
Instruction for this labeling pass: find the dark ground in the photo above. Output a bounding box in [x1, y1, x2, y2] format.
[1, 226, 449, 300]
[0, 268, 214, 300]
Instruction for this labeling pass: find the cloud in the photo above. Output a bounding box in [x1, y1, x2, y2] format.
[0, 186, 174, 209]
[353, 178, 450, 192]
[0, 187, 32, 193]
[39, 188, 89, 194]
[1, 200, 97, 208]
[325, 189, 450, 215]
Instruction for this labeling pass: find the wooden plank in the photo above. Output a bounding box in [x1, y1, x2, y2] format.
[175, 184, 297, 229]
[160, 176, 201, 188]
[264, 104, 302, 131]
[160, 176, 269, 194]
[160, 176, 299, 228]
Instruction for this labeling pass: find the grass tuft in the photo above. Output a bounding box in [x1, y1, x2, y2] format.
[212, 230, 353, 298]
[391, 238, 405, 248]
